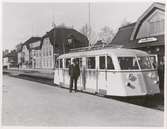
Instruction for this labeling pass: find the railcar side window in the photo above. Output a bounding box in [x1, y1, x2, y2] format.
[60, 59, 63, 68]
[107, 56, 115, 69]
[76, 58, 82, 67]
[65, 58, 71, 68]
[55, 60, 59, 68]
[99, 56, 105, 69]
[118, 57, 139, 70]
[87, 57, 95, 69]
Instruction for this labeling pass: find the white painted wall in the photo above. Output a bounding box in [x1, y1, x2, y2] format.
[41, 37, 54, 69]
[136, 9, 164, 39]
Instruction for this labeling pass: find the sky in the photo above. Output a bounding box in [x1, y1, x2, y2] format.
[2, 1, 159, 50]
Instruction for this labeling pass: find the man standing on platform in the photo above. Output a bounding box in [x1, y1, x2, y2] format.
[69, 59, 80, 93]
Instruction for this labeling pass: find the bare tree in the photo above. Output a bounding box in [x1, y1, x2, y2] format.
[120, 18, 131, 27]
[16, 43, 23, 52]
[98, 26, 115, 44]
[79, 24, 98, 46]
[57, 23, 67, 28]
[79, 24, 90, 38]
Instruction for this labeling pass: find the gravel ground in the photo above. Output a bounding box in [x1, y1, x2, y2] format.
[2, 75, 164, 126]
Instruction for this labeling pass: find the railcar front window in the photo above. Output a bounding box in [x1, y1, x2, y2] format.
[107, 56, 115, 69]
[137, 56, 152, 69]
[118, 57, 139, 70]
[149, 56, 157, 69]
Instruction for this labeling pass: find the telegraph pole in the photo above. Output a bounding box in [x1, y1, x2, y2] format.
[52, 9, 56, 69]
[88, 2, 91, 48]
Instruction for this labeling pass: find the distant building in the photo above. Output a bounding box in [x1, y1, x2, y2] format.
[3, 50, 18, 69]
[18, 37, 41, 69]
[3, 57, 10, 69]
[3, 49, 9, 57]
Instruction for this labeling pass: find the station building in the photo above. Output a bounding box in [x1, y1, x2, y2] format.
[18, 27, 89, 69]
[109, 2, 165, 88]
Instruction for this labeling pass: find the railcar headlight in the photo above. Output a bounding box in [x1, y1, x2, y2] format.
[148, 72, 156, 79]
[128, 74, 137, 81]
[154, 80, 159, 84]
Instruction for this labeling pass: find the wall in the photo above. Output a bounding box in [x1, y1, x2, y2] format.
[136, 9, 164, 39]
[41, 37, 54, 69]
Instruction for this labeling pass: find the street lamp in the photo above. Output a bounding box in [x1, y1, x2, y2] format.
[67, 35, 74, 50]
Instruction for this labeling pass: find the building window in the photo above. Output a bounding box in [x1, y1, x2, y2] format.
[49, 49, 52, 56]
[43, 49, 45, 56]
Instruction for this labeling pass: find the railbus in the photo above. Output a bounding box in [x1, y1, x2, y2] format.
[54, 48, 160, 96]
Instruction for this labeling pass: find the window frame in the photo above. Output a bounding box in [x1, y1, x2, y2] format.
[118, 56, 140, 71]
[107, 56, 115, 70]
[65, 58, 71, 68]
[59, 59, 63, 68]
[86, 56, 96, 69]
[99, 56, 106, 70]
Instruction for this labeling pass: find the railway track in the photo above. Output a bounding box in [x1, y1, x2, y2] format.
[5, 72, 164, 111]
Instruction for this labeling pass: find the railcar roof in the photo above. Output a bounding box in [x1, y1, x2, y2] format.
[57, 48, 148, 59]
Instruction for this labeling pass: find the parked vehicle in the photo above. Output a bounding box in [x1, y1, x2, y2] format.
[54, 48, 160, 96]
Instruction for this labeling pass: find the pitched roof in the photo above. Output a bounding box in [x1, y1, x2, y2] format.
[109, 22, 164, 48]
[110, 23, 136, 46]
[23, 37, 41, 49]
[41, 27, 89, 52]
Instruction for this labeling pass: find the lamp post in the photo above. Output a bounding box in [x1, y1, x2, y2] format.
[67, 35, 73, 52]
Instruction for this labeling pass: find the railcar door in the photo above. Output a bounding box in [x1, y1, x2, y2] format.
[59, 59, 64, 86]
[97, 55, 107, 95]
[54, 60, 60, 84]
[75, 58, 83, 91]
[105, 56, 123, 96]
[84, 56, 98, 93]
[63, 58, 71, 88]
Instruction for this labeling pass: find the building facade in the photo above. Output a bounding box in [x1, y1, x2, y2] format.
[110, 2, 165, 89]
